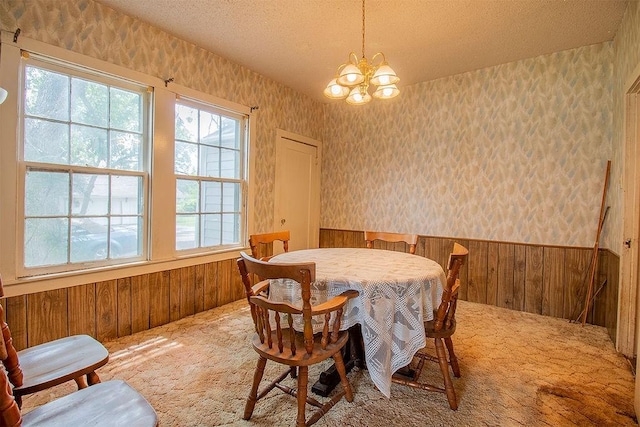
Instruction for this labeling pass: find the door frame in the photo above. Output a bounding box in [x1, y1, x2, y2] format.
[621, 69, 640, 357]
[273, 128, 322, 250]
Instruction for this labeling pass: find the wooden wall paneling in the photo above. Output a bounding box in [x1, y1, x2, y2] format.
[27, 288, 68, 346]
[232, 261, 245, 301]
[194, 264, 205, 313]
[415, 236, 426, 257]
[68, 283, 96, 337]
[96, 280, 117, 342]
[467, 241, 488, 304]
[131, 274, 150, 334]
[605, 252, 619, 341]
[4, 296, 27, 351]
[524, 246, 544, 314]
[542, 247, 565, 318]
[169, 268, 181, 322]
[149, 271, 170, 328]
[496, 243, 515, 309]
[564, 248, 591, 321]
[513, 245, 527, 311]
[592, 250, 608, 326]
[180, 266, 196, 318]
[423, 237, 440, 265]
[352, 230, 366, 248]
[117, 277, 132, 338]
[204, 262, 218, 310]
[486, 242, 499, 306]
[318, 228, 330, 247]
[217, 259, 234, 306]
[333, 229, 345, 248]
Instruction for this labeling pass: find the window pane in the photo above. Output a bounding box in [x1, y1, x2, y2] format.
[176, 215, 198, 250]
[110, 131, 141, 171]
[24, 118, 69, 164]
[200, 111, 220, 146]
[220, 148, 240, 179]
[25, 67, 69, 121]
[72, 174, 109, 216]
[176, 179, 199, 213]
[175, 104, 198, 143]
[111, 175, 142, 215]
[70, 124, 108, 167]
[71, 78, 108, 127]
[110, 87, 141, 132]
[222, 182, 240, 212]
[25, 217, 68, 267]
[221, 213, 240, 244]
[201, 181, 221, 213]
[200, 145, 220, 177]
[201, 214, 221, 247]
[111, 216, 141, 258]
[25, 171, 69, 216]
[175, 141, 198, 175]
[70, 217, 108, 262]
[221, 116, 239, 149]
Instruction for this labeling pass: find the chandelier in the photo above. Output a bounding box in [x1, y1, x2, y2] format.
[323, 0, 400, 105]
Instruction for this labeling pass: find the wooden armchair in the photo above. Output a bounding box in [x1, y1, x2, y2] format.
[0, 345, 157, 426]
[392, 242, 468, 410]
[236, 252, 358, 427]
[249, 230, 290, 261]
[364, 231, 418, 254]
[0, 276, 109, 408]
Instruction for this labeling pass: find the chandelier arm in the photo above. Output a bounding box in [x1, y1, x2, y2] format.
[371, 52, 386, 66]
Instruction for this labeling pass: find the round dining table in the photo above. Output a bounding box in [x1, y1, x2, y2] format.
[269, 247, 446, 398]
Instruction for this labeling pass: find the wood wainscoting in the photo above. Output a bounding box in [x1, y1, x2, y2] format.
[3, 258, 245, 351]
[2, 230, 620, 350]
[320, 229, 619, 342]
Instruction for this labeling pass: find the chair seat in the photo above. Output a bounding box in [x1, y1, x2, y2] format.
[424, 318, 456, 339]
[252, 329, 350, 367]
[21, 380, 157, 426]
[15, 335, 109, 394]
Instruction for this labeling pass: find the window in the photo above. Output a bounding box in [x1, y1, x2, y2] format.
[20, 58, 148, 273]
[174, 101, 246, 251]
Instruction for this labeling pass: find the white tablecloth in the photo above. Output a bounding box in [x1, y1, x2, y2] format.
[269, 248, 446, 398]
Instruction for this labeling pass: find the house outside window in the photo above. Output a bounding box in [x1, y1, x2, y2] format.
[174, 101, 246, 252]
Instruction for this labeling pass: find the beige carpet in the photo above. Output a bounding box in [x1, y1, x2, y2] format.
[22, 300, 637, 426]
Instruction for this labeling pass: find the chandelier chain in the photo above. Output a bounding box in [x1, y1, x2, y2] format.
[361, 0, 366, 59]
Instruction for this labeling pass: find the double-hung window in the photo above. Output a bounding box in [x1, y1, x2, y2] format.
[19, 56, 148, 274]
[174, 100, 246, 252]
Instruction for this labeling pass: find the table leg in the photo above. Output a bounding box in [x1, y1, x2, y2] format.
[311, 324, 366, 397]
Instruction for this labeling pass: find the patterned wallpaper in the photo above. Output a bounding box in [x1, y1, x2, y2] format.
[322, 44, 614, 248]
[0, 0, 324, 235]
[2, 0, 638, 251]
[611, 0, 640, 254]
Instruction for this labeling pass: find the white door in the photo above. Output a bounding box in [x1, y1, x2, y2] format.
[273, 129, 321, 254]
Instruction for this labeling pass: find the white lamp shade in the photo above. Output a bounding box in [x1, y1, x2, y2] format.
[323, 79, 350, 99]
[346, 87, 371, 105]
[371, 64, 400, 86]
[372, 84, 400, 99]
[337, 63, 364, 86]
[0, 87, 7, 105]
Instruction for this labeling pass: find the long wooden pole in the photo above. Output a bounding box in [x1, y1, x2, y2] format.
[581, 160, 611, 326]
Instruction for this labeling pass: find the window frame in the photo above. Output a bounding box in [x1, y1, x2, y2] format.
[0, 33, 255, 291]
[173, 97, 249, 255]
[16, 55, 151, 276]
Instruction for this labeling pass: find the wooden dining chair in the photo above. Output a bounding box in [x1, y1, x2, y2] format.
[236, 252, 358, 427]
[0, 345, 157, 427]
[391, 242, 468, 410]
[0, 275, 109, 408]
[249, 230, 290, 261]
[364, 231, 418, 254]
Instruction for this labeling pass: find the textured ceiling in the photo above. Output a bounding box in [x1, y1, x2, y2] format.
[94, 0, 629, 103]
